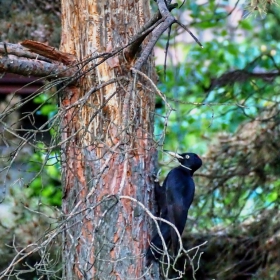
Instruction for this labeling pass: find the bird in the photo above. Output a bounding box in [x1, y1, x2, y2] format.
[146, 151, 202, 265]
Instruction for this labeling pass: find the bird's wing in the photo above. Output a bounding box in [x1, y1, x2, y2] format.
[167, 203, 187, 255]
[167, 203, 177, 254]
[155, 172, 170, 218]
[154, 180, 166, 217]
[165, 169, 195, 255]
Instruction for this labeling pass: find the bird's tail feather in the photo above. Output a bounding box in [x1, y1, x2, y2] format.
[146, 225, 171, 265]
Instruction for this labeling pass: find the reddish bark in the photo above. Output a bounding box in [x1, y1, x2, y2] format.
[60, 0, 158, 279]
[21, 40, 76, 65]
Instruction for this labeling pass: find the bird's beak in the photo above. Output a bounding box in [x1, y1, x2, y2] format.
[164, 150, 184, 159]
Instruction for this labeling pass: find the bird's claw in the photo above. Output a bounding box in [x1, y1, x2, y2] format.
[153, 168, 161, 182]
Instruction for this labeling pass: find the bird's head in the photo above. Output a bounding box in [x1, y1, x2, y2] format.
[164, 150, 202, 173]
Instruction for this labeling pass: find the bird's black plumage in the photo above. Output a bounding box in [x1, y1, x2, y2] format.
[146, 151, 202, 264]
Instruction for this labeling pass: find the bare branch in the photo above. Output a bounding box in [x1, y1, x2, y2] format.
[124, 3, 178, 62]
[0, 42, 53, 63]
[21, 40, 76, 65]
[0, 56, 76, 78]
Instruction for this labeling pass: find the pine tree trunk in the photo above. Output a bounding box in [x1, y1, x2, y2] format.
[60, 0, 157, 278]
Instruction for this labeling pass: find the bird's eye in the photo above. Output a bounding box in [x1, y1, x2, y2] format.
[185, 155, 190, 159]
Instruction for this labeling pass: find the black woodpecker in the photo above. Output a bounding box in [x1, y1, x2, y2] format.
[146, 151, 202, 264]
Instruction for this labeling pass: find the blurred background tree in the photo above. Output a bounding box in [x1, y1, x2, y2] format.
[153, 0, 280, 279]
[0, 0, 279, 279]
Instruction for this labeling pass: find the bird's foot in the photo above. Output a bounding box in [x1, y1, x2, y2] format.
[153, 168, 161, 182]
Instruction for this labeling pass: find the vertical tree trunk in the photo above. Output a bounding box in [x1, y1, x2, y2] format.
[60, 0, 157, 278]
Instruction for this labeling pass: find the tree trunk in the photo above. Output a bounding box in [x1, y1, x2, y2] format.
[60, 0, 157, 279]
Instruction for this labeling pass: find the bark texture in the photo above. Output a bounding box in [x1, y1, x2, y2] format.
[60, 0, 157, 279]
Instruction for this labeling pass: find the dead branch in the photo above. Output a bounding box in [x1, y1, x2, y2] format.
[0, 42, 52, 63]
[124, 3, 178, 62]
[0, 56, 76, 79]
[210, 69, 280, 89]
[21, 40, 76, 65]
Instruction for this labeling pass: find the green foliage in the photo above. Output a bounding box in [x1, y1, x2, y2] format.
[155, 0, 280, 229]
[0, 187, 61, 278]
[27, 93, 61, 207]
[27, 148, 61, 207]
